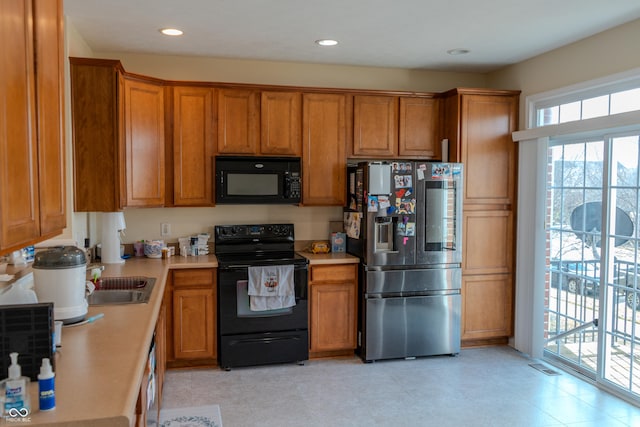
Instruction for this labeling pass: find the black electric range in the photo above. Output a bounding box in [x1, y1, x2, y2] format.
[214, 224, 308, 370]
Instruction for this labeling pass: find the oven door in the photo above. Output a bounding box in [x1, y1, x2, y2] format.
[217, 263, 308, 335]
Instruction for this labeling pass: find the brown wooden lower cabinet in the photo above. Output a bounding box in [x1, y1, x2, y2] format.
[309, 263, 358, 357]
[166, 268, 217, 368]
[461, 273, 513, 344]
[155, 302, 167, 407]
[136, 301, 167, 426]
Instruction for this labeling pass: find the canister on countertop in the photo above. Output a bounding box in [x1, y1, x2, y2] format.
[133, 241, 144, 257]
[331, 232, 346, 253]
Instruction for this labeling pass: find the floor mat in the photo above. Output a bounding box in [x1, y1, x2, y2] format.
[157, 404, 223, 427]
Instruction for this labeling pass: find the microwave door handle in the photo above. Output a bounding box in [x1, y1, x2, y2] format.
[283, 173, 290, 198]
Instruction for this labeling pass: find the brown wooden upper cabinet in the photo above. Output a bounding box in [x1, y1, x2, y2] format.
[352, 95, 398, 158]
[352, 94, 440, 159]
[216, 89, 301, 156]
[302, 93, 347, 206]
[1, 0, 66, 254]
[459, 94, 518, 206]
[442, 90, 518, 206]
[217, 88, 260, 155]
[70, 58, 165, 211]
[171, 86, 215, 206]
[123, 77, 165, 207]
[260, 91, 302, 156]
[398, 96, 441, 159]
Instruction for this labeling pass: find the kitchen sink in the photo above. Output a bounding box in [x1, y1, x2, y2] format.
[87, 276, 156, 305]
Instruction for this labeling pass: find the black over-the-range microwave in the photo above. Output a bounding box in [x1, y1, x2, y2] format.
[215, 156, 301, 204]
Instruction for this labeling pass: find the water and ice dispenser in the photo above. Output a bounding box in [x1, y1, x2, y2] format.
[374, 216, 397, 253]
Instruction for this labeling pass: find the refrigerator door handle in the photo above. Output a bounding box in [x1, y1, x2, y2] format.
[366, 289, 461, 299]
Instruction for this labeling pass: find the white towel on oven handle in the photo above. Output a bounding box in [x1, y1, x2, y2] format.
[247, 265, 296, 311]
[248, 265, 295, 296]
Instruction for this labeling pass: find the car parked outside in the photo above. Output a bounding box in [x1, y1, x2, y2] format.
[550, 258, 640, 310]
[550, 259, 600, 296]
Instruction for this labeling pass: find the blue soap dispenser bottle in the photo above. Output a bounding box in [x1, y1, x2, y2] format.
[37, 358, 55, 411]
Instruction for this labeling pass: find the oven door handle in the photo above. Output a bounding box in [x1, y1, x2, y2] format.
[219, 264, 308, 271]
[233, 335, 304, 345]
[222, 265, 253, 270]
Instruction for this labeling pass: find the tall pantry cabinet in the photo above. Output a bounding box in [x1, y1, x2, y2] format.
[0, 0, 66, 254]
[442, 89, 519, 345]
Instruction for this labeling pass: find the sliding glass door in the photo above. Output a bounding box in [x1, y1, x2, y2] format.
[602, 135, 640, 395]
[543, 133, 640, 399]
[545, 140, 603, 376]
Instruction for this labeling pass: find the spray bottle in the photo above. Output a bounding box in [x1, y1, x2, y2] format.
[1, 352, 31, 416]
[37, 358, 55, 411]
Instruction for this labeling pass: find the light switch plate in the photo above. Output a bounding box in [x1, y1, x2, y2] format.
[161, 223, 171, 236]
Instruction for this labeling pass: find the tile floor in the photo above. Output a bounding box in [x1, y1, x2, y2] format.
[161, 346, 640, 426]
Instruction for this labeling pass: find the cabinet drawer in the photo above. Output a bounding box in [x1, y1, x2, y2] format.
[173, 269, 214, 288]
[311, 264, 356, 282]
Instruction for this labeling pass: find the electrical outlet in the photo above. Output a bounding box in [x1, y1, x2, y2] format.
[161, 223, 171, 237]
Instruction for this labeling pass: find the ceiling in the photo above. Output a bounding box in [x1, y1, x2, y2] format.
[64, 0, 640, 73]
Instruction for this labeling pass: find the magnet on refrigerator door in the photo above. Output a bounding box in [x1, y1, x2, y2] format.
[378, 196, 390, 209]
[367, 195, 378, 212]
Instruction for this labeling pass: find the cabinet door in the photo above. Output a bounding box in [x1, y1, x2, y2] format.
[310, 282, 356, 352]
[460, 94, 517, 205]
[217, 88, 260, 154]
[70, 59, 122, 212]
[309, 264, 357, 354]
[172, 86, 215, 206]
[164, 274, 174, 363]
[173, 288, 215, 359]
[0, 0, 40, 251]
[302, 93, 346, 206]
[461, 274, 513, 340]
[261, 91, 302, 156]
[399, 96, 440, 159]
[35, 0, 66, 236]
[155, 302, 166, 418]
[463, 209, 513, 275]
[352, 95, 398, 157]
[124, 78, 165, 207]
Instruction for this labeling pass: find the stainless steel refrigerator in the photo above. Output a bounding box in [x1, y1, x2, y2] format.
[345, 161, 463, 361]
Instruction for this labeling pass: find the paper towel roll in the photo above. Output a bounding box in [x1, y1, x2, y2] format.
[101, 212, 126, 264]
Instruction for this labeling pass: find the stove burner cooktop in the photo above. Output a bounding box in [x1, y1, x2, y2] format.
[214, 223, 307, 268]
[215, 251, 307, 267]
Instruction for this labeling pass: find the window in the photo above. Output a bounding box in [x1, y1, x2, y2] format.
[536, 87, 640, 127]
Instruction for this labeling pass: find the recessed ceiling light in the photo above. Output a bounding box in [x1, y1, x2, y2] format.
[315, 39, 338, 47]
[447, 48, 470, 56]
[160, 28, 183, 36]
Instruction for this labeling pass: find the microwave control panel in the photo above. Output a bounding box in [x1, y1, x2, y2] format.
[287, 172, 301, 198]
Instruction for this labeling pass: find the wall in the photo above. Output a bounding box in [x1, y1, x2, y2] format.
[487, 18, 640, 127]
[96, 52, 487, 92]
[122, 206, 342, 243]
